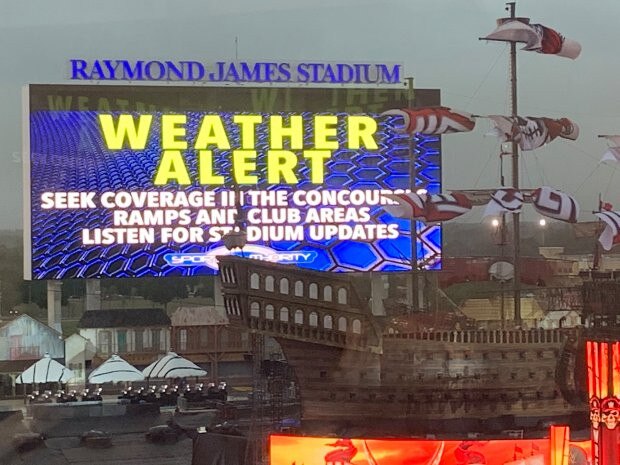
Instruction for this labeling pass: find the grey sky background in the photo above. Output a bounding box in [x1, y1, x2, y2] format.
[0, 0, 618, 229]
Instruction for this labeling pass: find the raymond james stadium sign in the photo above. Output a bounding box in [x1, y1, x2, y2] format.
[68, 59, 402, 85]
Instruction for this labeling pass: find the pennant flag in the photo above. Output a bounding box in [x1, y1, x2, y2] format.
[599, 135, 620, 163]
[424, 193, 473, 222]
[382, 192, 426, 219]
[380, 107, 476, 135]
[383, 192, 472, 222]
[531, 186, 579, 223]
[482, 188, 524, 219]
[595, 211, 620, 251]
[487, 115, 579, 151]
[603, 202, 614, 211]
[601, 147, 620, 163]
[514, 445, 524, 456]
[484, 19, 581, 59]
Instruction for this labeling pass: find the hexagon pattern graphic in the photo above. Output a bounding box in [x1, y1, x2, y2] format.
[29, 110, 441, 278]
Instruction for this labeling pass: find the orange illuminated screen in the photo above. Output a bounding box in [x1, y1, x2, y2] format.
[270, 436, 592, 465]
[586, 340, 620, 398]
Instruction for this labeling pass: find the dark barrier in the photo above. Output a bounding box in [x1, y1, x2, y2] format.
[192, 432, 247, 465]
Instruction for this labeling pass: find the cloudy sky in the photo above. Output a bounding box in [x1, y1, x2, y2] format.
[0, 0, 618, 228]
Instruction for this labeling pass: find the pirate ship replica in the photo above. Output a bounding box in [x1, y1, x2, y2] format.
[218, 3, 620, 439]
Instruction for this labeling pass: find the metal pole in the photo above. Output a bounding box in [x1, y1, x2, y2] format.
[406, 77, 419, 313]
[499, 152, 506, 329]
[507, 2, 521, 324]
[592, 193, 602, 272]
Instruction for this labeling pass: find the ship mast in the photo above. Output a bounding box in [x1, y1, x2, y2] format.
[507, 1, 522, 324]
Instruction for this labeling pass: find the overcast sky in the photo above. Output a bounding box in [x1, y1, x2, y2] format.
[0, 0, 618, 228]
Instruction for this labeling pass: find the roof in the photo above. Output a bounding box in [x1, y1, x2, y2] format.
[541, 310, 579, 320]
[0, 359, 57, 374]
[79, 308, 170, 329]
[170, 306, 229, 327]
[0, 314, 63, 337]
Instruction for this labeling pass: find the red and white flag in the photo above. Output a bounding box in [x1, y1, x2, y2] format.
[380, 107, 476, 135]
[482, 188, 524, 219]
[424, 193, 473, 222]
[596, 211, 620, 251]
[484, 19, 581, 60]
[531, 186, 579, 223]
[382, 192, 426, 219]
[487, 115, 579, 151]
[383, 192, 472, 222]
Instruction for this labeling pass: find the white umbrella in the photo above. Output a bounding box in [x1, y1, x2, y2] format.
[88, 354, 144, 384]
[16, 353, 74, 384]
[143, 351, 207, 379]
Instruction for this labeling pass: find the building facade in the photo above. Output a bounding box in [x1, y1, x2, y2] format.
[78, 308, 170, 367]
[0, 314, 64, 396]
[170, 306, 250, 382]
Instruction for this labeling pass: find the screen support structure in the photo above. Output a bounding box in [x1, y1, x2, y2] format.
[405, 77, 422, 313]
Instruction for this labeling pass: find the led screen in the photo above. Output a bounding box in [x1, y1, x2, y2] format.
[269, 435, 592, 465]
[25, 85, 441, 279]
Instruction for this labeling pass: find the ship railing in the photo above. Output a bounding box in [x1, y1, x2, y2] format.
[247, 316, 366, 348]
[384, 327, 577, 344]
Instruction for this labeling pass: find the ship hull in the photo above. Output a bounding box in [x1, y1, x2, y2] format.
[276, 334, 586, 436]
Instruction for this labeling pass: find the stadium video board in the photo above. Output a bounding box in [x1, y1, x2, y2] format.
[270, 435, 592, 465]
[24, 85, 441, 279]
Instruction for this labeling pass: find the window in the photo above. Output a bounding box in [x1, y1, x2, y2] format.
[279, 278, 289, 294]
[265, 275, 275, 292]
[179, 329, 188, 351]
[309, 283, 318, 299]
[323, 285, 332, 301]
[338, 317, 347, 332]
[99, 330, 111, 355]
[75, 363, 84, 378]
[337, 287, 348, 304]
[250, 273, 260, 289]
[294, 280, 304, 297]
[152, 329, 161, 351]
[323, 315, 333, 329]
[265, 304, 275, 320]
[309, 312, 318, 327]
[126, 329, 135, 352]
[352, 319, 361, 334]
[134, 330, 144, 352]
[143, 329, 152, 349]
[250, 301, 260, 318]
[294, 310, 304, 325]
[280, 307, 289, 322]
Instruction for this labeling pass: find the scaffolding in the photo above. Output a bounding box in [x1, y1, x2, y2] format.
[246, 333, 267, 465]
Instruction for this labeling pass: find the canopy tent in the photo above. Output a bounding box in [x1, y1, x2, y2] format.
[88, 354, 144, 384]
[16, 352, 74, 384]
[143, 351, 207, 379]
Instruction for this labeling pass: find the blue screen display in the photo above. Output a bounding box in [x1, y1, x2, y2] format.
[27, 87, 441, 279]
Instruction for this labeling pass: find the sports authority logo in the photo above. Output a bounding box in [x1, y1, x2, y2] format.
[163, 244, 317, 270]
